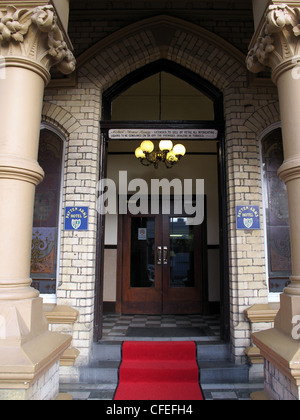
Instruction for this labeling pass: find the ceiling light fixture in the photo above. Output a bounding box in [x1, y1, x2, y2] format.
[135, 140, 186, 169]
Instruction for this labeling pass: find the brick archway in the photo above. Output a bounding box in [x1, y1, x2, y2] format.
[76, 15, 247, 93]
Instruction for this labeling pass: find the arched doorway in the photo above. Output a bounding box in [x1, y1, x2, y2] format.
[95, 60, 229, 341]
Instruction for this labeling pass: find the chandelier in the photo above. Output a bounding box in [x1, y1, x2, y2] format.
[135, 140, 186, 169]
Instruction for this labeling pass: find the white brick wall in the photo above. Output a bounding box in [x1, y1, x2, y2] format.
[0, 362, 60, 400]
[265, 360, 300, 400]
[43, 83, 102, 366]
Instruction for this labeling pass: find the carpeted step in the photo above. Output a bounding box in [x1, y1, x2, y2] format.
[119, 360, 199, 383]
[121, 341, 197, 360]
[114, 341, 203, 401]
[115, 382, 203, 401]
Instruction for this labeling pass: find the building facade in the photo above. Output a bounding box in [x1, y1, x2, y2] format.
[1, 0, 300, 400]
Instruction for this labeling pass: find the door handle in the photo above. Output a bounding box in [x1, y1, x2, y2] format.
[163, 246, 168, 265]
[157, 246, 162, 265]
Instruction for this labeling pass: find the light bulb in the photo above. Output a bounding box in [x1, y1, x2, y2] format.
[135, 147, 146, 159]
[140, 140, 154, 154]
[173, 144, 186, 157]
[159, 140, 173, 152]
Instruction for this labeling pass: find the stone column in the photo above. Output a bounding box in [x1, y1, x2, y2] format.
[247, 3, 300, 400]
[0, 3, 75, 400]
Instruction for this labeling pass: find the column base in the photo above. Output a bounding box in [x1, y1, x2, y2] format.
[274, 293, 300, 336]
[0, 297, 71, 399]
[253, 328, 300, 400]
[0, 330, 71, 391]
[0, 360, 61, 400]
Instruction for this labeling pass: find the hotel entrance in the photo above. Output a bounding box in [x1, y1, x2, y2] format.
[121, 203, 206, 315]
[95, 60, 229, 341]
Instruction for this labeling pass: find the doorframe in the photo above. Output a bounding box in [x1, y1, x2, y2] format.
[116, 196, 208, 315]
[94, 133, 108, 342]
[94, 60, 229, 342]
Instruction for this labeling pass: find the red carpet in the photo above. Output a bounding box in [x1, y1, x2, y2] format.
[114, 341, 203, 401]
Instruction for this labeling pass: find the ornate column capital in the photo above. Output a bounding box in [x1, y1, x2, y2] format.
[247, 3, 300, 83]
[0, 4, 75, 84]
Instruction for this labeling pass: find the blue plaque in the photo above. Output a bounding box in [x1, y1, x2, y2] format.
[236, 205, 260, 230]
[65, 207, 89, 231]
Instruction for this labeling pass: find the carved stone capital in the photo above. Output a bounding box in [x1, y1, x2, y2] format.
[0, 5, 75, 83]
[247, 4, 300, 83]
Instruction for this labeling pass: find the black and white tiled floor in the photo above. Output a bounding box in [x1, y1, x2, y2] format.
[102, 313, 221, 341]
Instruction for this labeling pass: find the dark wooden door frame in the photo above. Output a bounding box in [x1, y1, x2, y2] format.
[93, 133, 108, 342]
[94, 124, 229, 341]
[94, 125, 229, 341]
[118, 199, 207, 315]
[94, 60, 229, 342]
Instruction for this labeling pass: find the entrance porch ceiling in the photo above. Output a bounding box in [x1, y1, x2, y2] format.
[70, 0, 252, 10]
[67, 0, 254, 61]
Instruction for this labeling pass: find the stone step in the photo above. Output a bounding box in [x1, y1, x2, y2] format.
[92, 341, 231, 362]
[79, 341, 248, 387]
[196, 342, 230, 361]
[92, 342, 122, 362]
[59, 383, 117, 401]
[79, 361, 120, 384]
[199, 361, 249, 384]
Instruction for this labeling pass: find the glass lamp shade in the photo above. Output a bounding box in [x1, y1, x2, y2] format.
[173, 144, 186, 157]
[135, 147, 146, 159]
[140, 140, 155, 154]
[159, 140, 173, 152]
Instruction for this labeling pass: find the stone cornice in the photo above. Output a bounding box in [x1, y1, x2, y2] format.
[0, 4, 75, 83]
[247, 3, 300, 83]
[43, 304, 79, 325]
[244, 303, 280, 323]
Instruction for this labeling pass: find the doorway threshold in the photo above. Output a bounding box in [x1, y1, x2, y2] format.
[101, 314, 221, 342]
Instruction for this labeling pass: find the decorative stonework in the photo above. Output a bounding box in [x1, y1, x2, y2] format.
[0, 5, 75, 81]
[247, 4, 300, 82]
[0, 6, 31, 42]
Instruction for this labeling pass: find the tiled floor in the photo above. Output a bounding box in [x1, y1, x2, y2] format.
[59, 382, 264, 401]
[102, 313, 221, 341]
[201, 383, 264, 400]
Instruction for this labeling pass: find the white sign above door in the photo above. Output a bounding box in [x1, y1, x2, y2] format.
[108, 129, 218, 140]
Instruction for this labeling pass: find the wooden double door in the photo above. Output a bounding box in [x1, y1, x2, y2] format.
[121, 211, 206, 315]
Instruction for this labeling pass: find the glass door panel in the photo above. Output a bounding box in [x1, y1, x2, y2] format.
[130, 217, 155, 288]
[170, 217, 195, 288]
